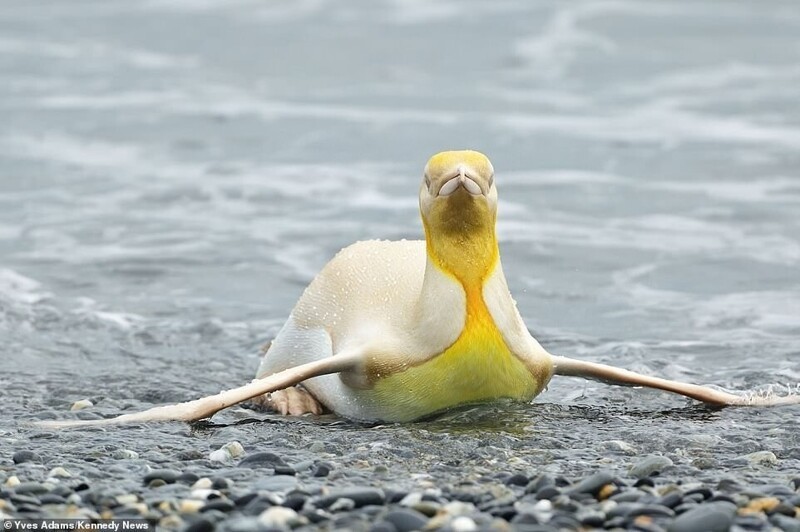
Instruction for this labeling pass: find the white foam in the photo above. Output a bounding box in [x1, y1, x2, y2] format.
[0, 269, 51, 305]
[0, 37, 196, 70]
[496, 100, 800, 149]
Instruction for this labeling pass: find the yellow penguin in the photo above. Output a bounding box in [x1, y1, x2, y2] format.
[37, 150, 799, 428]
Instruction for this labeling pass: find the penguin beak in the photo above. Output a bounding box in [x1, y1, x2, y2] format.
[437, 167, 484, 197]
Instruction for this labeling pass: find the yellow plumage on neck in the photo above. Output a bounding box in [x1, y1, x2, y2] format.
[370, 175, 537, 420]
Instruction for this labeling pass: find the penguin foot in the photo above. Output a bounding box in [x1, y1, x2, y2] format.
[251, 386, 325, 416]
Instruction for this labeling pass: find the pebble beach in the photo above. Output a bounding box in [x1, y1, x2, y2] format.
[2, 0, 800, 530]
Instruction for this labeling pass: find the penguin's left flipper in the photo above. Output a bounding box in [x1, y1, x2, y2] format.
[33, 352, 361, 429]
[552, 355, 800, 407]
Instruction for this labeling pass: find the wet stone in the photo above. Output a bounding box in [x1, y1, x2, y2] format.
[242, 497, 274, 516]
[178, 472, 200, 484]
[630, 455, 674, 479]
[211, 478, 233, 490]
[549, 514, 580, 529]
[383, 509, 429, 532]
[252, 475, 297, 492]
[488, 505, 516, 520]
[219, 516, 261, 532]
[12, 451, 42, 464]
[739, 451, 778, 467]
[40, 494, 67, 505]
[274, 466, 295, 476]
[112, 450, 139, 460]
[770, 514, 800, 532]
[10, 494, 42, 506]
[684, 487, 712, 501]
[609, 490, 643, 503]
[316, 487, 385, 509]
[525, 474, 554, 494]
[184, 518, 215, 532]
[328, 498, 356, 512]
[578, 511, 605, 527]
[312, 463, 332, 477]
[667, 501, 736, 532]
[504, 473, 529, 487]
[658, 492, 683, 509]
[736, 514, 768, 529]
[143, 469, 180, 485]
[683, 493, 706, 504]
[768, 503, 796, 517]
[535, 486, 560, 500]
[568, 471, 616, 496]
[281, 494, 307, 511]
[629, 504, 676, 518]
[201, 499, 236, 513]
[14, 482, 50, 495]
[238, 452, 288, 468]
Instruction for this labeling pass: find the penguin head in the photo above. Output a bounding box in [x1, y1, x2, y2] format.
[419, 150, 497, 235]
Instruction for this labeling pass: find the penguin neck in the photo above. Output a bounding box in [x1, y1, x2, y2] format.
[422, 218, 499, 292]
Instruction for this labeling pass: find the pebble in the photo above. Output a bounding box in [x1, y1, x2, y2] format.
[184, 518, 214, 532]
[253, 475, 298, 492]
[179, 499, 205, 513]
[309, 441, 326, 453]
[143, 469, 180, 485]
[237, 451, 288, 468]
[317, 487, 386, 509]
[70, 399, 94, 411]
[192, 478, 213, 490]
[47, 467, 72, 478]
[629, 455, 674, 478]
[14, 482, 50, 495]
[668, 501, 736, 532]
[313, 462, 332, 477]
[450, 516, 477, 531]
[112, 450, 139, 460]
[504, 473, 528, 487]
[601, 440, 638, 455]
[568, 471, 616, 495]
[12, 451, 42, 464]
[4, 476, 21, 488]
[738, 451, 778, 467]
[770, 514, 800, 532]
[209, 441, 245, 463]
[200, 499, 236, 513]
[328, 498, 356, 512]
[258, 506, 306, 528]
[383, 508, 429, 532]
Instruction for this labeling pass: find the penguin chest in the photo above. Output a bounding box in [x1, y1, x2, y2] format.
[371, 298, 538, 420]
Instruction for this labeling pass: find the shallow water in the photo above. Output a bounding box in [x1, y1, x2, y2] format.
[2, 0, 799, 495]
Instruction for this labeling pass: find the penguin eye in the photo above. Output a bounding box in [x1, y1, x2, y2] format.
[424, 175, 431, 188]
[488, 174, 494, 187]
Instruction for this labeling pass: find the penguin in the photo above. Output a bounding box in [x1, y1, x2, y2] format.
[36, 150, 799, 428]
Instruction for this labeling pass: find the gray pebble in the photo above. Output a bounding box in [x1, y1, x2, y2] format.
[504, 473, 528, 487]
[738, 451, 778, 467]
[14, 482, 50, 495]
[143, 469, 180, 485]
[253, 475, 297, 492]
[12, 451, 42, 464]
[328, 497, 356, 512]
[200, 499, 235, 513]
[629, 455, 673, 479]
[668, 501, 736, 532]
[567, 471, 616, 495]
[238, 452, 288, 468]
[312, 463, 332, 477]
[383, 509, 428, 532]
[316, 487, 385, 509]
[770, 514, 800, 532]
